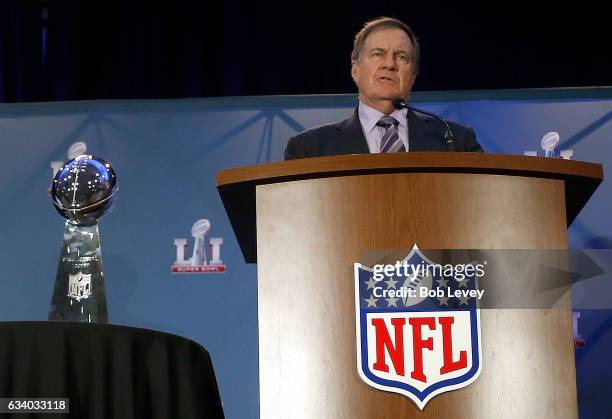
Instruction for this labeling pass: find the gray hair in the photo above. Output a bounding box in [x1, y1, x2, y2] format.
[351, 17, 420, 74]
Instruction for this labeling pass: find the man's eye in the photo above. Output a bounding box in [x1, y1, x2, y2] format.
[372, 51, 383, 57]
[397, 54, 409, 62]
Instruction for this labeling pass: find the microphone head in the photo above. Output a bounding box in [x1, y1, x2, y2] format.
[392, 98, 407, 110]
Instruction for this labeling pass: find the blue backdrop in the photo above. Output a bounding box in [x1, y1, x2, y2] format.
[0, 88, 610, 418]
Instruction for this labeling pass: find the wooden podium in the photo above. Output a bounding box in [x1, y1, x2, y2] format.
[217, 153, 603, 419]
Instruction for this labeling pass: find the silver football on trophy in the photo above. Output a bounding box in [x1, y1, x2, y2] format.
[51, 154, 118, 225]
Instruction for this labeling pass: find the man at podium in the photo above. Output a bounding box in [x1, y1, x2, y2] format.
[284, 17, 483, 159]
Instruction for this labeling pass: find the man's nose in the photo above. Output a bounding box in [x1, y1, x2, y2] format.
[382, 52, 397, 70]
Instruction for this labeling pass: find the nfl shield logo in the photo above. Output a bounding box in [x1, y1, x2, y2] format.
[68, 272, 92, 301]
[354, 245, 482, 409]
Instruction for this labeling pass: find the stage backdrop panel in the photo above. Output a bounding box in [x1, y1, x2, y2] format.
[0, 88, 610, 419]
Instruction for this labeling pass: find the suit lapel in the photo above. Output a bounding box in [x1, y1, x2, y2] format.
[333, 108, 370, 154]
[407, 109, 444, 151]
[407, 109, 428, 151]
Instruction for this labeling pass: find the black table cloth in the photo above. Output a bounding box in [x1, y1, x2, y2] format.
[0, 321, 225, 419]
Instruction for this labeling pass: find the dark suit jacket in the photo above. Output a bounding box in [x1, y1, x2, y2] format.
[284, 108, 483, 159]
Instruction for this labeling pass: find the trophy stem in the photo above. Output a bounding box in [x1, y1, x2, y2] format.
[48, 220, 108, 323]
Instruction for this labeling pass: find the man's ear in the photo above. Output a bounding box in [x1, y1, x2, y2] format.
[351, 60, 358, 83]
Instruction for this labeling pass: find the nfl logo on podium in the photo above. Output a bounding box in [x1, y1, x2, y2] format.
[354, 245, 482, 409]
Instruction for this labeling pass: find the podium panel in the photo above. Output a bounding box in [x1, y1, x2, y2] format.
[256, 173, 574, 419]
[217, 153, 603, 419]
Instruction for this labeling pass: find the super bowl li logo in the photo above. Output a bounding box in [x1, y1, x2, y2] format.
[354, 245, 482, 409]
[172, 219, 225, 273]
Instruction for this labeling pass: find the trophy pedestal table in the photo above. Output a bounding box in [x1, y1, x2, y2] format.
[0, 322, 225, 419]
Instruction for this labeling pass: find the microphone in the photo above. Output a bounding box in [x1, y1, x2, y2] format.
[392, 98, 456, 152]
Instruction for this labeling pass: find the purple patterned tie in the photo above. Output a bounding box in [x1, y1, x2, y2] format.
[377, 116, 401, 153]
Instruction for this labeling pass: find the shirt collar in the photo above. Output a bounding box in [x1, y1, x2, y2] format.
[358, 100, 408, 134]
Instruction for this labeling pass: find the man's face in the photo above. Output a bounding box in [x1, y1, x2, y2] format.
[351, 27, 417, 114]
